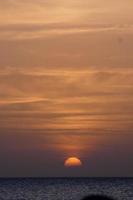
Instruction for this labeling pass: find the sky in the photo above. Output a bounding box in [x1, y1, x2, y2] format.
[0, 0, 133, 177]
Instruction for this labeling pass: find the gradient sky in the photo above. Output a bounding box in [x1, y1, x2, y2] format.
[0, 0, 133, 177]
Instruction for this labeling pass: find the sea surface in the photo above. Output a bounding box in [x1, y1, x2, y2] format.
[0, 178, 132, 200]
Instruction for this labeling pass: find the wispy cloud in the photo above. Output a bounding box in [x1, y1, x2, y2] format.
[0, 23, 133, 40]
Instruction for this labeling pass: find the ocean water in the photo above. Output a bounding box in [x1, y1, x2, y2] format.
[0, 178, 132, 200]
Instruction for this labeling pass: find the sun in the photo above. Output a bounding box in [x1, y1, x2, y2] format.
[64, 157, 82, 167]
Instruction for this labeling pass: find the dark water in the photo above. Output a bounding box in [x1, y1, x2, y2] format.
[0, 178, 132, 200]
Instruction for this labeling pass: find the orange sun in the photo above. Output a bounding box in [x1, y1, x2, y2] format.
[64, 157, 82, 167]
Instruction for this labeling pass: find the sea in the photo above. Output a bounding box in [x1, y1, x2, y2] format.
[0, 178, 132, 200]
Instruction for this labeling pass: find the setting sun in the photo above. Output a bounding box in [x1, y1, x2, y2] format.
[64, 157, 82, 167]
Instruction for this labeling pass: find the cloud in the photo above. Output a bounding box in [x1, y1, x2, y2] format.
[0, 67, 133, 137]
[0, 22, 133, 41]
[0, 27, 133, 70]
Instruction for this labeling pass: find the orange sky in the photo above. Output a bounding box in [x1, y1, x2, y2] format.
[0, 0, 133, 177]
